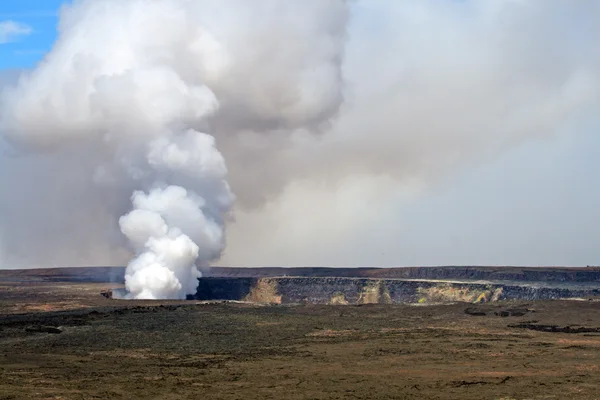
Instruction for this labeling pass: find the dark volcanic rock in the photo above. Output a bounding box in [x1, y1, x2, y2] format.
[25, 325, 63, 334]
[494, 308, 532, 317]
[194, 278, 257, 301]
[464, 308, 487, 316]
[509, 324, 600, 333]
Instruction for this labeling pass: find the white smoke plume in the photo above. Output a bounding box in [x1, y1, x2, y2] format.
[0, 0, 348, 298]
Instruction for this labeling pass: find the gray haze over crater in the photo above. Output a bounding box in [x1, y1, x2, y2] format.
[1, 0, 599, 272]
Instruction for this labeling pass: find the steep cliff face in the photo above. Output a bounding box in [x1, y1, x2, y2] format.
[192, 277, 600, 305]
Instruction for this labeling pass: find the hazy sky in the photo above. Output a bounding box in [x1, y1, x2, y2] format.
[0, 0, 599, 268]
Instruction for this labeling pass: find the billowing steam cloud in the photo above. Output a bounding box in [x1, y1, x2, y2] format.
[0, 0, 348, 298]
[0, 1, 599, 277]
[220, 0, 600, 266]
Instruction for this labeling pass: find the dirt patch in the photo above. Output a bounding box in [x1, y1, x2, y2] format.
[307, 329, 358, 338]
[557, 338, 600, 346]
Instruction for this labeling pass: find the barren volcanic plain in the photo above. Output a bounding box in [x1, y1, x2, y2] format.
[2, 267, 600, 399]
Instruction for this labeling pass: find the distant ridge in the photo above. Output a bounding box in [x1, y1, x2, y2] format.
[1, 266, 600, 284]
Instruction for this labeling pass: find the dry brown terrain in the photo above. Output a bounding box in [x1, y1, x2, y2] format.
[1, 271, 600, 399]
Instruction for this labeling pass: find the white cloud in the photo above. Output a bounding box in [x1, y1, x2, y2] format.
[0, 20, 33, 44]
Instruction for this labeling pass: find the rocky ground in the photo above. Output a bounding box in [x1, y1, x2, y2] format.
[1, 271, 600, 399]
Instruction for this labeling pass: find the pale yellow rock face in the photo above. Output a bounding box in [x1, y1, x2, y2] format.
[244, 279, 282, 304]
[329, 292, 349, 305]
[357, 280, 392, 304]
[416, 284, 503, 304]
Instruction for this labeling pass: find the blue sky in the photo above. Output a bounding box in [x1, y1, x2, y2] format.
[0, 0, 67, 69]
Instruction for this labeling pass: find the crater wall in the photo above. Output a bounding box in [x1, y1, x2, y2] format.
[191, 277, 600, 305]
